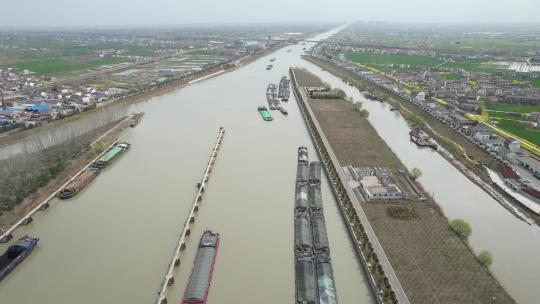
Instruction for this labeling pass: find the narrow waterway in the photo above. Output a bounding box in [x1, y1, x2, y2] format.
[296, 60, 540, 304]
[0, 28, 375, 304]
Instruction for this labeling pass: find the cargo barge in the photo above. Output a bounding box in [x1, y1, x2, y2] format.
[93, 142, 130, 169]
[182, 231, 220, 304]
[0, 235, 39, 282]
[266, 84, 278, 110]
[278, 76, 291, 101]
[257, 106, 273, 121]
[294, 147, 338, 304]
[409, 128, 437, 150]
[59, 167, 100, 199]
[315, 254, 338, 304]
[296, 258, 317, 304]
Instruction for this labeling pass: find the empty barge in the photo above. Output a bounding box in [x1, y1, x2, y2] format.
[59, 167, 100, 199]
[0, 235, 39, 282]
[182, 231, 220, 304]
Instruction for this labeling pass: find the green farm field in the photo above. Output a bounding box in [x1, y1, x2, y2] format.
[346, 52, 441, 67]
[495, 119, 540, 146]
[8, 57, 127, 76]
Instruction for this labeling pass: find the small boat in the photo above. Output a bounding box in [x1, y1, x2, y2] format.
[363, 92, 377, 101]
[266, 65, 273, 70]
[258, 106, 273, 121]
[0, 235, 39, 282]
[390, 107, 398, 111]
[279, 107, 288, 115]
[182, 231, 220, 304]
[270, 58, 276, 62]
[287, 49, 292, 52]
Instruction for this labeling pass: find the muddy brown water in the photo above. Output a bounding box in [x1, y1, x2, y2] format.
[0, 28, 376, 304]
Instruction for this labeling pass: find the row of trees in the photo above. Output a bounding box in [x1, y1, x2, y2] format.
[0, 106, 127, 159]
[0, 113, 125, 217]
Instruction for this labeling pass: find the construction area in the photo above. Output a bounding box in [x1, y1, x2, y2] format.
[292, 67, 515, 304]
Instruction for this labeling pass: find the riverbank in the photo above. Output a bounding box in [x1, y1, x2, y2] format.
[0, 113, 143, 235]
[292, 67, 514, 304]
[0, 43, 287, 150]
[304, 56, 540, 223]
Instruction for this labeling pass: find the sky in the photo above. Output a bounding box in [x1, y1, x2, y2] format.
[2, 0, 540, 28]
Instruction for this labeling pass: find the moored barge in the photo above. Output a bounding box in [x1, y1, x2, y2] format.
[93, 142, 130, 168]
[0, 235, 39, 282]
[59, 167, 100, 199]
[266, 84, 278, 110]
[409, 128, 437, 150]
[278, 76, 291, 101]
[182, 231, 220, 304]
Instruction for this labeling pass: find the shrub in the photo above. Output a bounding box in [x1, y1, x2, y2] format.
[450, 219, 472, 239]
[478, 250, 493, 267]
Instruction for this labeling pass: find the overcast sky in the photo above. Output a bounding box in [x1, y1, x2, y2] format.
[2, 0, 539, 28]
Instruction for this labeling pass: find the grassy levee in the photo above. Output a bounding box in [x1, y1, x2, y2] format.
[293, 67, 515, 304]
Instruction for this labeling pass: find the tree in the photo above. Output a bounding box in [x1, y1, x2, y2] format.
[353, 101, 370, 118]
[478, 250, 493, 267]
[409, 167, 422, 181]
[450, 219, 472, 239]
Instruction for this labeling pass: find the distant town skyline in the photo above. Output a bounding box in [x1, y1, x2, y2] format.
[2, 0, 540, 28]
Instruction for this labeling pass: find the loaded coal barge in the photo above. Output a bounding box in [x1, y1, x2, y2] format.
[59, 167, 100, 199]
[0, 235, 39, 282]
[182, 231, 220, 304]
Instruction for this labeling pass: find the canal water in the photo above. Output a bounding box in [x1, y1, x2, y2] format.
[0, 29, 376, 304]
[295, 59, 540, 304]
